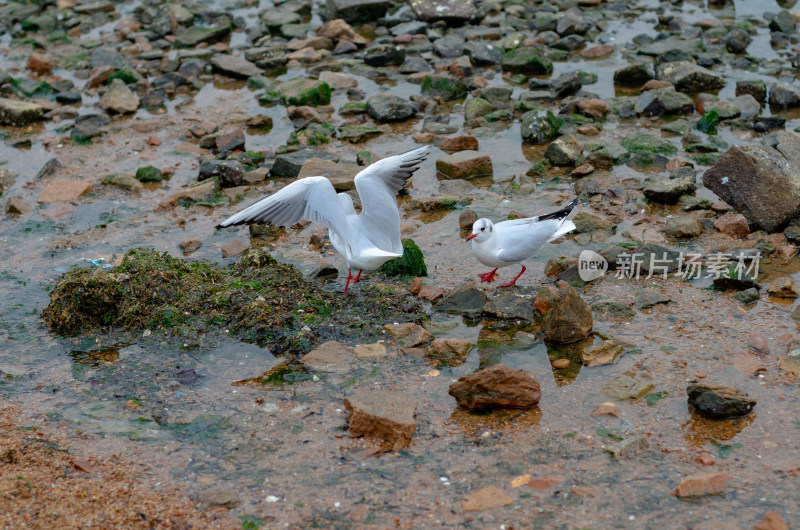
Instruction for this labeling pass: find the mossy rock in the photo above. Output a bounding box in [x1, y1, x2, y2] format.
[42, 248, 424, 356]
[108, 68, 137, 85]
[277, 78, 331, 107]
[135, 165, 163, 182]
[420, 75, 468, 101]
[620, 132, 677, 156]
[338, 124, 383, 143]
[501, 46, 553, 75]
[378, 239, 427, 278]
[339, 101, 367, 115]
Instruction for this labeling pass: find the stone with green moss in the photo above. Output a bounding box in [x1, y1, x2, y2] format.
[339, 101, 367, 115]
[501, 46, 553, 75]
[135, 165, 163, 182]
[620, 132, 677, 156]
[108, 68, 137, 84]
[378, 239, 427, 278]
[175, 24, 231, 48]
[520, 109, 562, 145]
[421, 75, 468, 101]
[277, 78, 331, 107]
[338, 124, 383, 143]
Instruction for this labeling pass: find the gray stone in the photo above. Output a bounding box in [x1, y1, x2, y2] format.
[545, 138, 582, 166]
[483, 285, 538, 321]
[364, 44, 405, 67]
[636, 88, 694, 117]
[769, 10, 796, 34]
[198, 159, 244, 188]
[464, 97, 493, 121]
[687, 383, 756, 419]
[642, 175, 696, 204]
[99, 79, 139, 114]
[613, 63, 654, 86]
[175, 23, 231, 48]
[464, 41, 503, 66]
[656, 61, 725, 92]
[768, 82, 800, 109]
[210, 54, 263, 78]
[410, 0, 474, 23]
[725, 28, 751, 54]
[0, 97, 43, 126]
[602, 376, 654, 400]
[90, 47, 131, 69]
[520, 109, 561, 145]
[733, 287, 759, 305]
[736, 79, 767, 102]
[271, 149, 339, 179]
[326, 0, 390, 24]
[366, 94, 417, 122]
[434, 281, 487, 317]
[634, 288, 671, 309]
[501, 46, 553, 76]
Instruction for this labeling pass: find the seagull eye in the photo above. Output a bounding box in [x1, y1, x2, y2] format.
[480, 227, 485, 231]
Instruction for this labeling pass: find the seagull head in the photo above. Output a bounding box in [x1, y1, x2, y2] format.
[466, 218, 493, 242]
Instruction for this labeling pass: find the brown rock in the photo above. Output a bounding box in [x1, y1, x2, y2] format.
[197, 486, 240, 508]
[426, 338, 472, 365]
[300, 340, 355, 373]
[714, 213, 750, 237]
[767, 276, 799, 298]
[580, 44, 614, 58]
[37, 179, 93, 203]
[461, 486, 512, 512]
[674, 472, 729, 497]
[576, 98, 608, 118]
[526, 475, 565, 490]
[779, 356, 800, 377]
[315, 19, 368, 45]
[344, 390, 416, 450]
[27, 52, 53, 75]
[609, 434, 650, 458]
[459, 209, 478, 229]
[436, 150, 492, 180]
[577, 125, 600, 136]
[87, 65, 115, 89]
[449, 364, 540, 410]
[158, 179, 218, 208]
[571, 163, 595, 177]
[220, 239, 250, 258]
[353, 342, 387, 359]
[733, 352, 766, 375]
[592, 402, 619, 417]
[5, 197, 31, 215]
[418, 285, 445, 302]
[408, 277, 423, 294]
[581, 340, 623, 367]
[297, 158, 360, 191]
[383, 322, 433, 347]
[747, 333, 770, 353]
[179, 239, 202, 254]
[539, 283, 593, 343]
[552, 358, 570, 369]
[695, 452, 715, 466]
[99, 78, 139, 114]
[754, 511, 789, 530]
[439, 135, 479, 152]
[642, 79, 673, 90]
[243, 167, 269, 184]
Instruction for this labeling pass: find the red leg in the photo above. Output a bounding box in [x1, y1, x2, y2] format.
[477, 268, 498, 283]
[500, 265, 526, 287]
[344, 268, 352, 293]
[353, 269, 363, 282]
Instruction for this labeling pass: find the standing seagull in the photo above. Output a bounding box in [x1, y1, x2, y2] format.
[217, 145, 431, 293]
[467, 198, 578, 287]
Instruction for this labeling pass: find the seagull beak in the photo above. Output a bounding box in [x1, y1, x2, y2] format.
[466, 233, 477, 241]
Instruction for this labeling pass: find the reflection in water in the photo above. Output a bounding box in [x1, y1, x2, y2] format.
[476, 320, 539, 369]
[69, 344, 125, 366]
[545, 335, 592, 386]
[682, 408, 755, 447]
[447, 406, 542, 438]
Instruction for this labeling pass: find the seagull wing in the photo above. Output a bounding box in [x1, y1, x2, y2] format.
[495, 199, 579, 263]
[353, 145, 431, 253]
[217, 176, 354, 252]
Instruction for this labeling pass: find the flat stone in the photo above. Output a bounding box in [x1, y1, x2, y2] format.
[436, 150, 492, 180]
[0, 97, 44, 126]
[426, 338, 472, 366]
[220, 239, 250, 258]
[410, 0, 474, 23]
[434, 281, 486, 317]
[675, 472, 730, 498]
[656, 61, 725, 92]
[383, 322, 432, 347]
[297, 158, 360, 191]
[326, 0, 390, 24]
[353, 342, 387, 359]
[461, 486, 512, 512]
[319, 71, 358, 89]
[300, 340, 355, 373]
[687, 383, 756, 419]
[366, 94, 417, 122]
[581, 340, 623, 367]
[210, 54, 263, 78]
[344, 390, 416, 450]
[643, 176, 696, 204]
[602, 375, 654, 400]
[37, 179, 93, 203]
[450, 364, 540, 410]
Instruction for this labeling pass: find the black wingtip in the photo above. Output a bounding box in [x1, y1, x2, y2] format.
[538, 198, 579, 221]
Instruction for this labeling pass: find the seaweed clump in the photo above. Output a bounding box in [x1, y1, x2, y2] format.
[378, 239, 428, 278]
[42, 248, 423, 356]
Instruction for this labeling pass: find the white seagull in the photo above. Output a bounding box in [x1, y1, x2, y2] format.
[466, 198, 579, 287]
[217, 145, 432, 293]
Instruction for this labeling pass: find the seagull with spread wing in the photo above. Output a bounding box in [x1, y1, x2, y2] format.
[217, 145, 431, 293]
[466, 198, 579, 287]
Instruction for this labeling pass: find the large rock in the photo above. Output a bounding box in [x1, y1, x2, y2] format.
[656, 61, 725, 92]
[270, 148, 339, 179]
[366, 94, 417, 121]
[99, 79, 139, 114]
[434, 281, 486, 317]
[210, 54, 263, 78]
[501, 46, 553, 75]
[687, 383, 756, 419]
[344, 390, 416, 450]
[449, 364, 541, 410]
[702, 145, 800, 232]
[0, 97, 44, 126]
[636, 88, 693, 117]
[297, 158, 360, 191]
[435, 151, 492, 179]
[37, 179, 93, 203]
[409, 0, 474, 23]
[769, 82, 800, 109]
[421, 75, 468, 101]
[536, 283, 592, 343]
